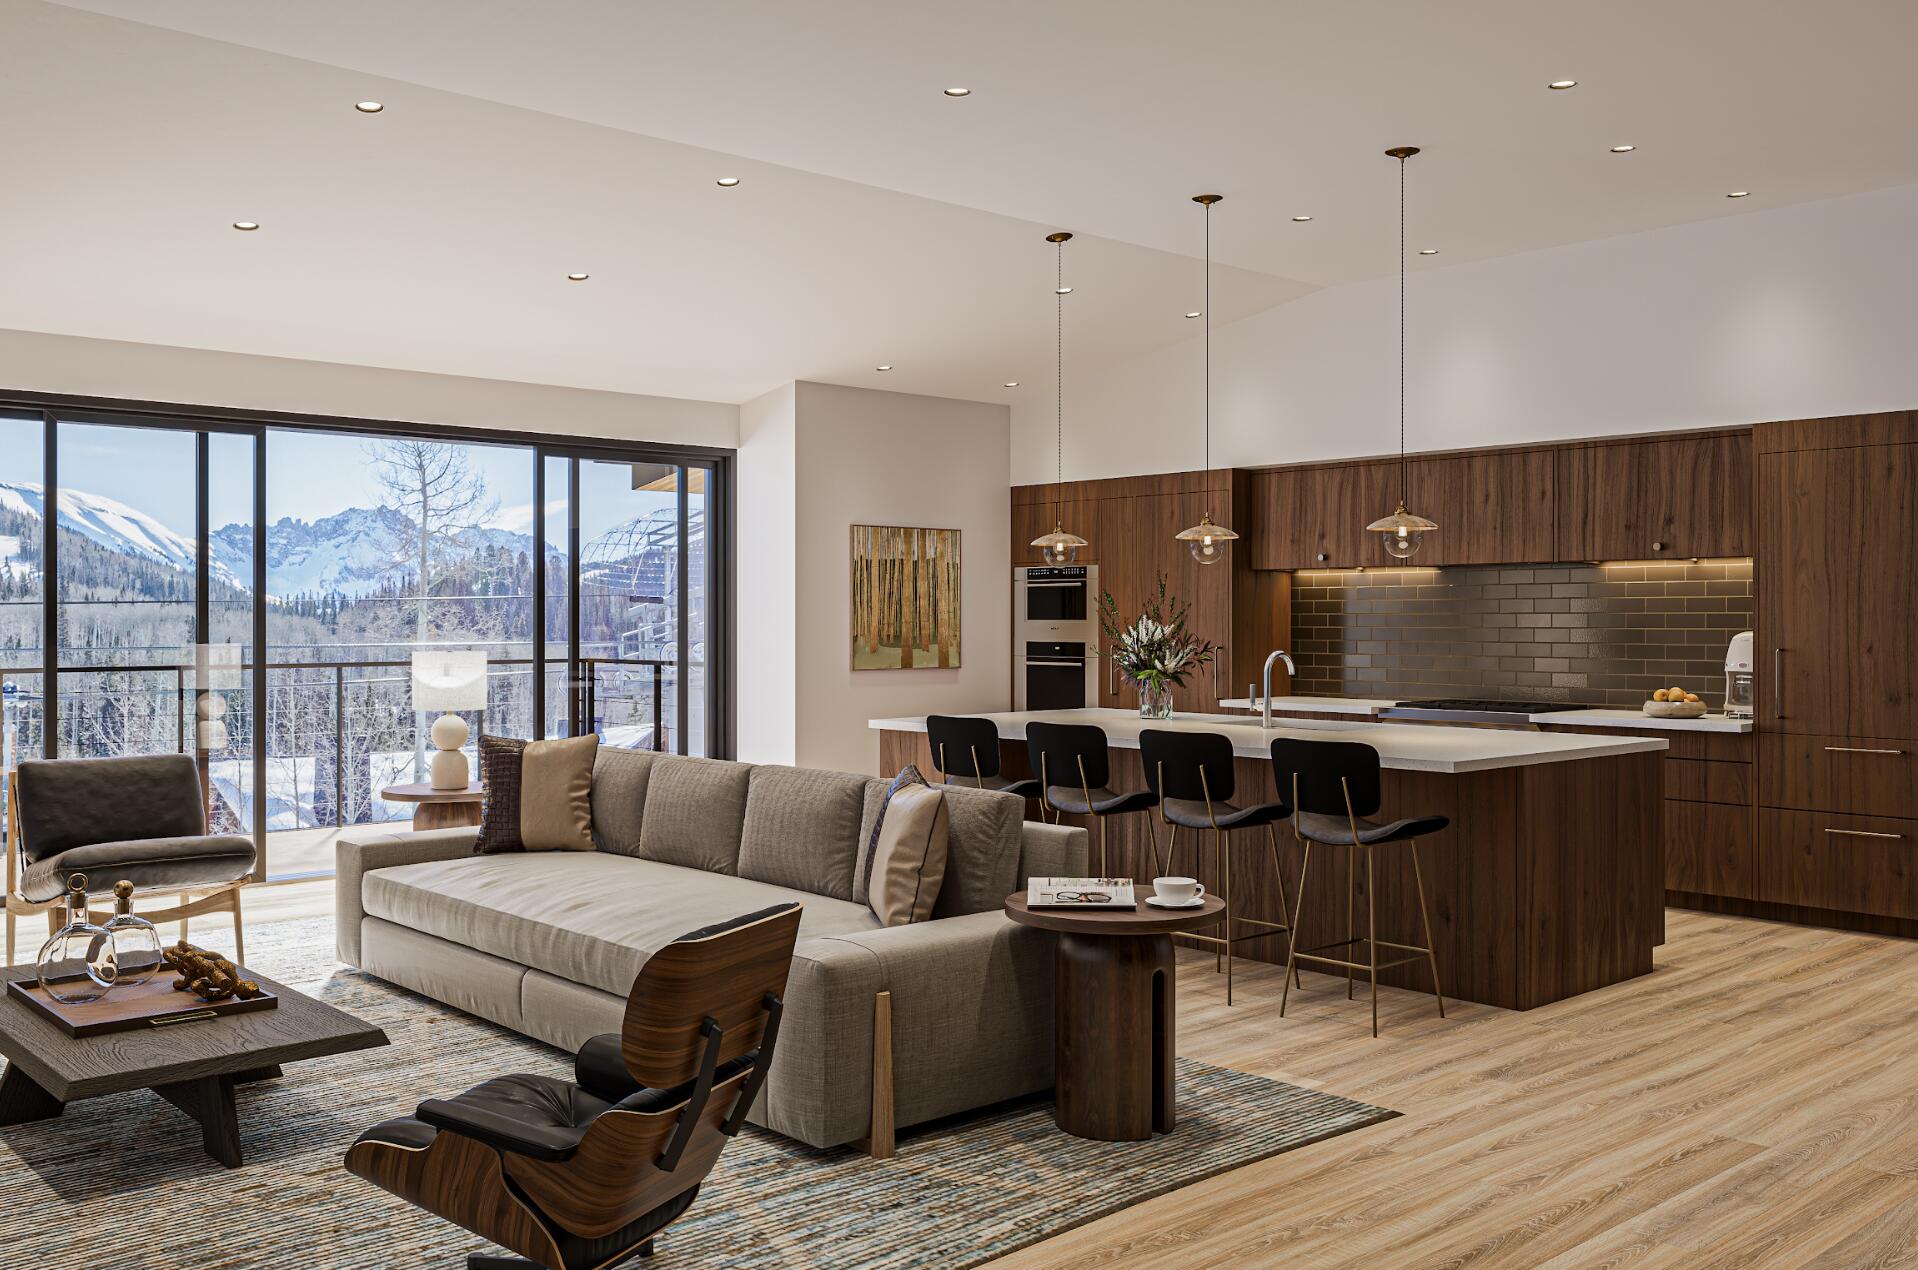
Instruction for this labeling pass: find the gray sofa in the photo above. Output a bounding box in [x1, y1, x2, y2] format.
[335, 748, 1086, 1153]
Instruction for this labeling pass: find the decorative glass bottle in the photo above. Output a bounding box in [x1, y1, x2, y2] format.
[103, 880, 163, 988]
[35, 873, 117, 1004]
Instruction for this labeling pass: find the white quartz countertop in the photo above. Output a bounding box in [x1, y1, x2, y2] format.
[1217, 695, 1752, 734]
[870, 708, 1666, 775]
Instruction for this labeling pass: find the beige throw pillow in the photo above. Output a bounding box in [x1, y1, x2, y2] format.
[867, 782, 949, 927]
[475, 733, 599, 854]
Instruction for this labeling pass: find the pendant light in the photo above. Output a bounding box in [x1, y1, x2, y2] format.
[1367, 146, 1438, 559]
[1175, 193, 1239, 566]
[1030, 231, 1090, 566]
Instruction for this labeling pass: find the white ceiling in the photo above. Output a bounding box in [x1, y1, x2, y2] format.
[10, 0, 1918, 407]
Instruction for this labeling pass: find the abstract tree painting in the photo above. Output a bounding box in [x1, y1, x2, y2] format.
[850, 525, 961, 670]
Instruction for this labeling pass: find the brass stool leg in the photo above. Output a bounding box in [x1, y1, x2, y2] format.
[1213, 832, 1224, 975]
[1367, 849, 1379, 1038]
[1279, 842, 1311, 1018]
[1097, 815, 1109, 876]
[1165, 825, 1179, 879]
[1410, 840, 1446, 1018]
[1266, 824, 1302, 990]
[1145, 816, 1163, 878]
[1344, 846, 1356, 1001]
[1224, 829, 1234, 1006]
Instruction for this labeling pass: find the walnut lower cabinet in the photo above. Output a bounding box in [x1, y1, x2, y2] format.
[1759, 808, 1918, 920]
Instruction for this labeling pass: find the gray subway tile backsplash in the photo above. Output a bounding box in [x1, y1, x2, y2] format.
[1289, 561, 1753, 709]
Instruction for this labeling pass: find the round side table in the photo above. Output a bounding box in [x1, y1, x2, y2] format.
[1004, 892, 1227, 1142]
[379, 782, 484, 831]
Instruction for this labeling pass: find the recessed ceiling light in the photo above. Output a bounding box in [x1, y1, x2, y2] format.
[1055, 285, 1073, 295]
[1185, 311, 1202, 319]
[943, 87, 971, 98]
[232, 220, 259, 231]
[1003, 381, 1019, 388]
[1418, 248, 1438, 255]
[1292, 215, 1313, 222]
[566, 272, 589, 281]
[1548, 79, 1578, 90]
[354, 101, 384, 114]
[876, 364, 893, 372]
[1726, 190, 1751, 198]
[716, 177, 741, 187]
[1610, 144, 1636, 153]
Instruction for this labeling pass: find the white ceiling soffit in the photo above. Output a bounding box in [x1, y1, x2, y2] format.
[46, 0, 1918, 286]
[3, 0, 1302, 405]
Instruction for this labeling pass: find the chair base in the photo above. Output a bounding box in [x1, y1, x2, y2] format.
[466, 1238, 656, 1270]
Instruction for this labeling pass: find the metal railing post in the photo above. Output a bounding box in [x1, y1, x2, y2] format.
[653, 663, 664, 752]
[334, 663, 346, 827]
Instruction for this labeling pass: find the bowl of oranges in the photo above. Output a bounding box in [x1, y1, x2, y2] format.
[1644, 685, 1707, 718]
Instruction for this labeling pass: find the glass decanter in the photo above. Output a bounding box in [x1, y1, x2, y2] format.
[36, 873, 118, 1004]
[103, 880, 163, 988]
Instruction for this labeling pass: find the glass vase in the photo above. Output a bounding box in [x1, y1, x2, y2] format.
[104, 880, 164, 988]
[1137, 681, 1174, 720]
[35, 875, 117, 1004]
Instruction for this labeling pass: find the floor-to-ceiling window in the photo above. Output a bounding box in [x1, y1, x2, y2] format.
[0, 397, 730, 882]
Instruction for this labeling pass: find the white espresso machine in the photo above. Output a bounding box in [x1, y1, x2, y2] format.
[1724, 631, 1754, 718]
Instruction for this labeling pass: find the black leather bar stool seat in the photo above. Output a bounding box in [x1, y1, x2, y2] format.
[1140, 728, 1297, 1005]
[1025, 721, 1158, 876]
[1294, 810, 1449, 845]
[1271, 737, 1446, 1037]
[926, 715, 1040, 798]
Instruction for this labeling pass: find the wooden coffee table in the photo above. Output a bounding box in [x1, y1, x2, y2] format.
[380, 781, 484, 830]
[0, 966, 388, 1167]
[1005, 892, 1227, 1142]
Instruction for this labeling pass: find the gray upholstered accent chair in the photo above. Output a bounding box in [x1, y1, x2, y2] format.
[5, 755, 256, 963]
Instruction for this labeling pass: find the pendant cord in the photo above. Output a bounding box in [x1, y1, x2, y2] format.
[1055, 238, 1064, 525]
[1204, 199, 1212, 499]
[1398, 152, 1408, 508]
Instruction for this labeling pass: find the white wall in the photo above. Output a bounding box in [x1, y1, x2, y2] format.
[1014, 181, 1918, 482]
[0, 328, 738, 448]
[735, 381, 1012, 773]
[735, 383, 799, 763]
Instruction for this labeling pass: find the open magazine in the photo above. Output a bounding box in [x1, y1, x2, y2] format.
[1026, 877, 1137, 909]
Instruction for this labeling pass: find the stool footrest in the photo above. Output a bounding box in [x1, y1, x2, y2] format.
[1293, 951, 1429, 974]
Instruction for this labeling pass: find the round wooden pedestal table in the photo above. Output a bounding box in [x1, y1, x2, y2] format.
[379, 782, 485, 831]
[1004, 892, 1227, 1142]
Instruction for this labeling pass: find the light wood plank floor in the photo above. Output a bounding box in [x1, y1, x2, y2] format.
[246, 892, 1918, 1266]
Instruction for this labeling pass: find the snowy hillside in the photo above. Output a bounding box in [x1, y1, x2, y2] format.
[0, 481, 242, 587]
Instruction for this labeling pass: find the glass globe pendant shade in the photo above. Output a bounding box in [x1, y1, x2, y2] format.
[1367, 503, 1439, 560]
[1175, 512, 1240, 566]
[1031, 523, 1089, 566]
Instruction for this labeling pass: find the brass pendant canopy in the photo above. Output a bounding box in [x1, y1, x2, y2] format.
[1179, 193, 1238, 565]
[1031, 231, 1088, 564]
[1368, 145, 1438, 559]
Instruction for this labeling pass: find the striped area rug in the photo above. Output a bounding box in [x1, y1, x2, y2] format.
[0, 916, 1395, 1268]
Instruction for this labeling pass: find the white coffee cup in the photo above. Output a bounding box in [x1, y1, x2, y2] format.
[1153, 876, 1204, 905]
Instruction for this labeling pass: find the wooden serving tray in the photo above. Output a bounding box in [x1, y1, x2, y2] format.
[7, 973, 278, 1038]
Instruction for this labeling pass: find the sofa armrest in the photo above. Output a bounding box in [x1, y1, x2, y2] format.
[334, 828, 477, 966]
[1018, 821, 1088, 882]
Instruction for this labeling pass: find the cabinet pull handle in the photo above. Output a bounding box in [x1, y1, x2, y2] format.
[1825, 828, 1905, 840]
[1823, 746, 1906, 756]
[1212, 645, 1225, 702]
[1773, 648, 1785, 719]
[1107, 651, 1117, 696]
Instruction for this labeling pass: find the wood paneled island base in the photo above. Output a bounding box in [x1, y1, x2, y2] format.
[882, 726, 1662, 1011]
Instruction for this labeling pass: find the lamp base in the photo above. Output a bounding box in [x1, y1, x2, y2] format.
[429, 712, 473, 790]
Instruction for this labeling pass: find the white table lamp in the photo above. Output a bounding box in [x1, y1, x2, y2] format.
[412, 650, 488, 789]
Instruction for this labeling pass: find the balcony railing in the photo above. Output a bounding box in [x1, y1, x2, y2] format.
[0, 649, 693, 877]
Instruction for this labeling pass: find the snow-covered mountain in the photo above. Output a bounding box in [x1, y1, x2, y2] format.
[0, 481, 243, 587]
[1, 480, 560, 601]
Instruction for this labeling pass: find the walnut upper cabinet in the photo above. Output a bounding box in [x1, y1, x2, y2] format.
[1554, 432, 1752, 561]
[1401, 449, 1556, 566]
[1245, 463, 1393, 569]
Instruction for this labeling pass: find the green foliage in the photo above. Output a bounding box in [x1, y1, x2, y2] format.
[1096, 574, 1215, 689]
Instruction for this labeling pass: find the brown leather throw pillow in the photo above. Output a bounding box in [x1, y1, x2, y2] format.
[475, 734, 599, 854]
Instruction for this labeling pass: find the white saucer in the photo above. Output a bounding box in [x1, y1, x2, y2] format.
[1145, 895, 1207, 909]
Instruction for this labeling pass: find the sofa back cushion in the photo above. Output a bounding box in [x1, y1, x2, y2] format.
[590, 748, 661, 857]
[858, 778, 1021, 917]
[636, 755, 753, 874]
[737, 765, 867, 900]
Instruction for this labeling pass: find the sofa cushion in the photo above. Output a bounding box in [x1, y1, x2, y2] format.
[859, 779, 1022, 918]
[362, 852, 876, 997]
[736, 766, 867, 900]
[866, 783, 949, 926]
[636, 756, 752, 874]
[589, 748, 661, 857]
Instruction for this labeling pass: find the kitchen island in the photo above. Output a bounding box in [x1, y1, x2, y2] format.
[872, 708, 1668, 1010]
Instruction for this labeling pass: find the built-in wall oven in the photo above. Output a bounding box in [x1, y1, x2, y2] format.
[1014, 565, 1100, 710]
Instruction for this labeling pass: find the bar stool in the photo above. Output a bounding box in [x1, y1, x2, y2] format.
[1139, 729, 1298, 1006]
[926, 715, 1040, 797]
[1270, 738, 1447, 1037]
[1025, 721, 1159, 877]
